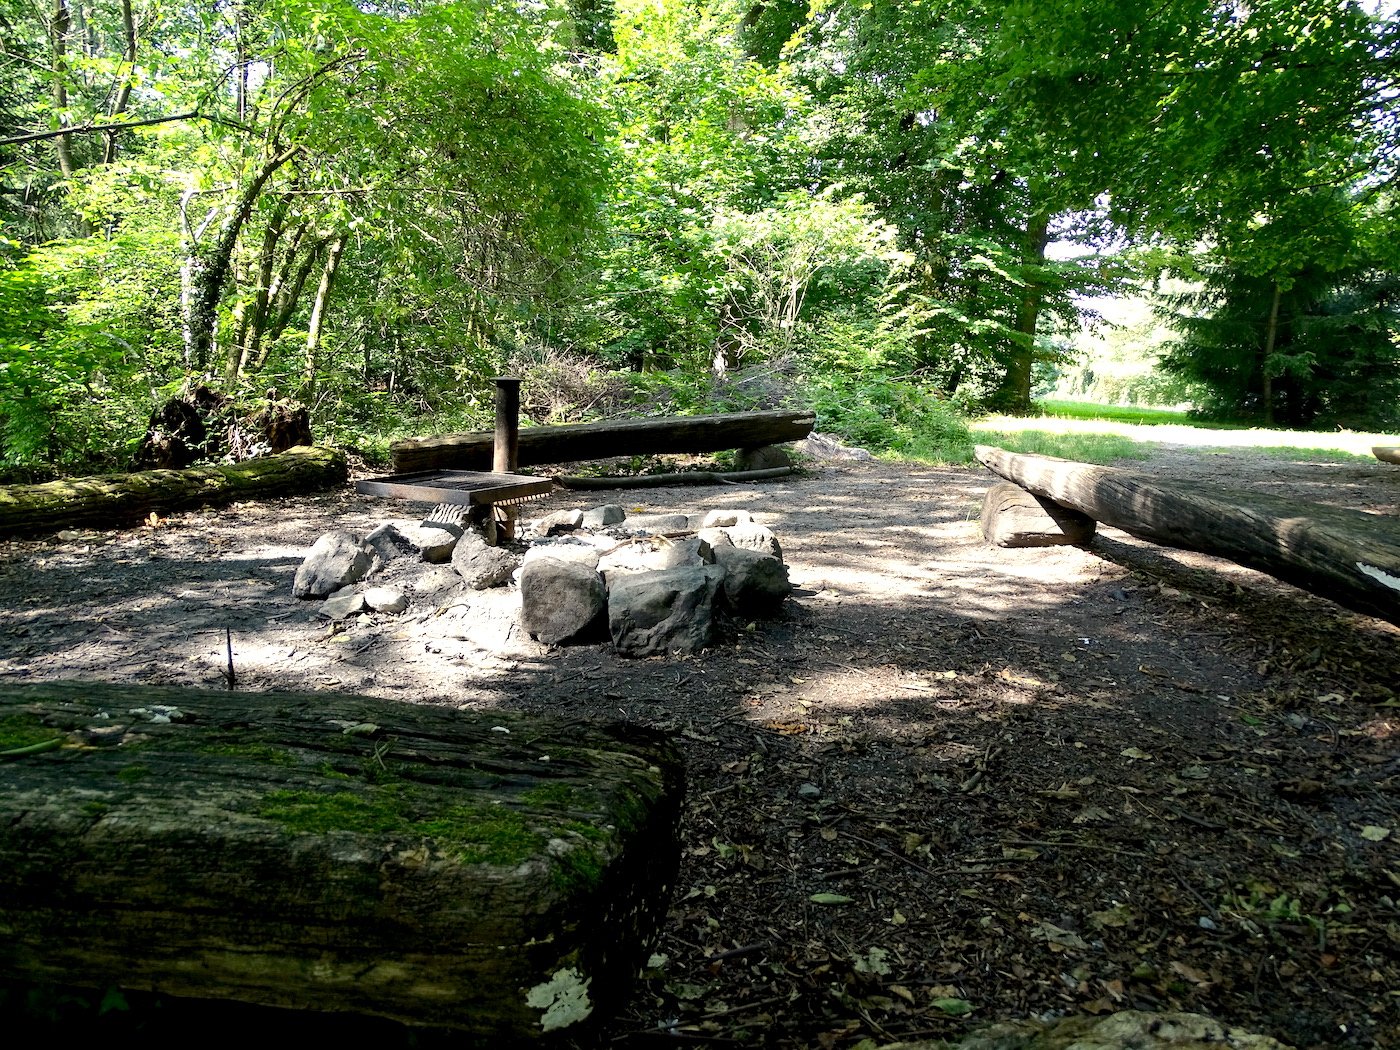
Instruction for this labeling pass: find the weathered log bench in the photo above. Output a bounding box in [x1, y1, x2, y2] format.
[0, 682, 682, 1038]
[390, 410, 816, 473]
[976, 446, 1400, 626]
[0, 445, 346, 536]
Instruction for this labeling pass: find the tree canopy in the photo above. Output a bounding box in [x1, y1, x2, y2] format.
[1, 0, 1396, 473]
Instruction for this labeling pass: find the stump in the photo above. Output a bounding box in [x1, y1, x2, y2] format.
[0, 681, 683, 1037]
[980, 480, 1097, 547]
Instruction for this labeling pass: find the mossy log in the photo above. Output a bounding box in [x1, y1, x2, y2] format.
[0, 445, 346, 536]
[0, 681, 683, 1038]
[391, 410, 815, 473]
[976, 445, 1400, 625]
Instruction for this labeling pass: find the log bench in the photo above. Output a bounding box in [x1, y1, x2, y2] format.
[0, 445, 346, 536]
[390, 410, 816, 473]
[976, 446, 1400, 626]
[0, 682, 682, 1038]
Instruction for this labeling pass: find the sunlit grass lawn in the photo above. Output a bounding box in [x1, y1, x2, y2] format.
[970, 400, 1399, 466]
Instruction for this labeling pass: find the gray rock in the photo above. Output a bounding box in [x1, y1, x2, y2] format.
[597, 542, 655, 578]
[701, 509, 755, 528]
[294, 531, 375, 599]
[802, 432, 873, 461]
[697, 527, 734, 551]
[388, 521, 460, 563]
[642, 535, 714, 570]
[581, 504, 626, 528]
[980, 480, 1097, 548]
[320, 590, 368, 620]
[365, 522, 416, 563]
[520, 559, 607, 645]
[713, 545, 790, 615]
[533, 509, 585, 536]
[452, 530, 521, 590]
[724, 521, 783, 562]
[523, 541, 602, 572]
[607, 565, 725, 657]
[626, 513, 690, 533]
[363, 586, 409, 614]
[734, 445, 792, 471]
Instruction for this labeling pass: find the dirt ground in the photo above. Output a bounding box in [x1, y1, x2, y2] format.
[1, 446, 1397, 1048]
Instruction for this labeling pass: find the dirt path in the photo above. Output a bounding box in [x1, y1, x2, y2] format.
[1, 449, 1397, 1047]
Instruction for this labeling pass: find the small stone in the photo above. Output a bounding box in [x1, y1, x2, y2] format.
[797, 783, 821, 798]
[607, 565, 725, 657]
[524, 541, 602, 572]
[520, 560, 607, 645]
[363, 586, 409, 614]
[713, 545, 790, 615]
[320, 590, 368, 620]
[365, 523, 416, 563]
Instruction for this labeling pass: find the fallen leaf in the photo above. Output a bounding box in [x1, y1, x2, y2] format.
[930, 997, 975, 1016]
[1120, 747, 1153, 760]
[810, 892, 853, 905]
[852, 947, 891, 975]
[1360, 825, 1392, 842]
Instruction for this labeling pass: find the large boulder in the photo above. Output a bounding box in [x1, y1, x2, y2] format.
[293, 531, 375, 599]
[520, 559, 608, 645]
[724, 521, 783, 562]
[607, 566, 725, 657]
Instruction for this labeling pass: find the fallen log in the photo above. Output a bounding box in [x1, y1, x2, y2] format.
[558, 466, 794, 489]
[975, 445, 1400, 626]
[391, 410, 816, 473]
[0, 445, 346, 536]
[0, 680, 682, 1037]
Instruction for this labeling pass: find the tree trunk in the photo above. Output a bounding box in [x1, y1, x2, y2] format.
[1260, 280, 1282, 427]
[0, 445, 346, 535]
[101, 0, 137, 165]
[48, 0, 79, 182]
[182, 145, 301, 374]
[976, 446, 1400, 626]
[302, 233, 347, 393]
[0, 681, 682, 1037]
[391, 410, 816, 473]
[991, 207, 1051, 413]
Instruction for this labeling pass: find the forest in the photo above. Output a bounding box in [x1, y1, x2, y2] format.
[2, 0, 1398, 479]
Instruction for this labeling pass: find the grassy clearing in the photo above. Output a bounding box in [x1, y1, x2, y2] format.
[969, 402, 1399, 466]
[972, 428, 1151, 465]
[1035, 400, 1196, 427]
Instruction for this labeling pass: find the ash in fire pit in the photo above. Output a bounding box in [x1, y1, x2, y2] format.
[292, 503, 790, 657]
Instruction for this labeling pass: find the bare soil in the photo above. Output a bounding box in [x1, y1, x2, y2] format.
[1, 447, 1397, 1048]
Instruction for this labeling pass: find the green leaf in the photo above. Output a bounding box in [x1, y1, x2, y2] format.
[809, 892, 853, 905]
[931, 996, 975, 1016]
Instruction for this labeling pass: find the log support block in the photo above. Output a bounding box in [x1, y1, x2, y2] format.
[980, 480, 1097, 547]
[1374, 446, 1400, 465]
[0, 682, 683, 1038]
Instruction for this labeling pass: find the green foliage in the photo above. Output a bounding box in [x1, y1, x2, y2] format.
[1158, 239, 1400, 429]
[805, 370, 975, 464]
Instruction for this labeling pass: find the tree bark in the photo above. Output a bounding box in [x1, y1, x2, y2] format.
[976, 446, 1400, 626]
[392, 410, 816, 473]
[0, 681, 682, 1036]
[101, 0, 137, 165]
[991, 207, 1051, 413]
[1260, 280, 1282, 427]
[0, 445, 346, 535]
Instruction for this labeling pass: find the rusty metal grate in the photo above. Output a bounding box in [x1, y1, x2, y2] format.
[355, 469, 553, 508]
